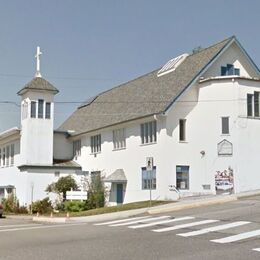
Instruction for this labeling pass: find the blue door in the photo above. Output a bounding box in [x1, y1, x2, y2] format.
[116, 184, 123, 204]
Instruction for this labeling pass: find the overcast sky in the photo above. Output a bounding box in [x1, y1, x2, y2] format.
[0, 0, 260, 132]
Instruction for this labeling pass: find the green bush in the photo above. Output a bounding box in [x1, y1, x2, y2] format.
[64, 201, 87, 212]
[87, 174, 106, 209]
[32, 197, 53, 214]
[2, 194, 28, 214]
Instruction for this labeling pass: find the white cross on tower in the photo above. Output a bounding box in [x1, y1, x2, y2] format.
[35, 46, 42, 78]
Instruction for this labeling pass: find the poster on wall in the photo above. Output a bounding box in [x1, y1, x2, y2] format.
[215, 167, 234, 195]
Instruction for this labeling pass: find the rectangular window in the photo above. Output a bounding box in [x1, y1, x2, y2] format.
[141, 166, 156, 190]
[254, 92, 260, 117]
[73, 140, 81, 159]
[247, 94, 253, 117]
[45, 102, 51, 119]
[2, 148, 5, 167]
[10, 144, 14, 166]
[221, 66, 227, 76]
[91, 134, 101, 154]
[113, 128, 126, 150]
[176, 165, 189, 190]
[221, 117, 229, 134]
[179, 119, 186, 141]
[6, 146, 9, 167]
[31, 101, 36, 118]
[38, 99, 44, 118]
[227, 64, 234, 75]
[234, 68, 240, 76]
[140, 121, 157, 144]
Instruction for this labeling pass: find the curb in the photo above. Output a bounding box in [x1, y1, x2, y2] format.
[147, 196, 237, 214]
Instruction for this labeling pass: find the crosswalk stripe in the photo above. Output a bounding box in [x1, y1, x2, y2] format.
[110, 216, 170, 227]
[129, 216, 195, 229]
[253, 248, 260, 252]
[152, 219, 219, 233]
[94, 216, 150, 226]
[177, 221, 250, 237]
[211, 229, 260, 243]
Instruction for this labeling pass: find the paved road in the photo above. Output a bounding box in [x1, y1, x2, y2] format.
[1, 196, 260, 260]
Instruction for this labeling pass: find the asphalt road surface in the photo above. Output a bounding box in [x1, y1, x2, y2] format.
[2, 196, 260, 260]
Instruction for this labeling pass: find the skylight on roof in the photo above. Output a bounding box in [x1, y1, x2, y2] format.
[157, 53, 188, 77]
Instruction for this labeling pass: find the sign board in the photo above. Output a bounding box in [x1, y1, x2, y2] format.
[66, 190, 88, 201]
[218, 139, 233, 156]
[146, 157, 154, 171]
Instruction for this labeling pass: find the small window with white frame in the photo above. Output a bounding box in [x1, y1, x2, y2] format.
[10, 144, 14, 166]
[140, 121, 157, 144]
[31, 101, 36, 118]
[73, 140, 81, 159]
[45, 102, 51, 119]
[6, 146, 9, 167]
[91, 134, 101, 154]
[179, 119, 186, 141]
[113, 128, 126, 150]
[221, 117, 229, 135]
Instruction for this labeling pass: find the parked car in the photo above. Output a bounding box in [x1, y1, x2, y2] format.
[0, 204, 3, 217]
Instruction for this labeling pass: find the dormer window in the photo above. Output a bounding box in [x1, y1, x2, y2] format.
[221, 64, 240, 76]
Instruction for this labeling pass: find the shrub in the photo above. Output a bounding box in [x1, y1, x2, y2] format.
[64, 201, 87, 212]
[2, 194, 18, 213]
[32, 197, 53, 214]
[87, 174, 106, 209]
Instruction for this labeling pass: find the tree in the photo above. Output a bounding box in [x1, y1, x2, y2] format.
[46, 175, 78, 201]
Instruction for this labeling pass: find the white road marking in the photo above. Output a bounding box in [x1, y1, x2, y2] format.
[252, 248, 260, 252]
[0, 223, 42, 229]
[94, 216, 150, 226]
[177, 221, 250, 237]
[152, 219, 219, 233]
[129, 216, 195, 229]
[0, 223, 86, 233]
[110, 216, 170, 227]
[211, 229, 260, 243]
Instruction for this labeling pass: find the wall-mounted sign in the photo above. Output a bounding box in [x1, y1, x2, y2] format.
[218, 139, 233, 156]
[146, 157, 154, 171]
[215, 167, 234, 195]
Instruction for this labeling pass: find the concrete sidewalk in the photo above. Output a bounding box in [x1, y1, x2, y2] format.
[28, 189, 260, 223]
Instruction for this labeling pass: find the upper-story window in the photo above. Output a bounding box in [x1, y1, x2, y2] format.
[141, 121, 157, 144]
[221, 117, 229, 135]
[73, 140, 81, 159]
[91, 134, 101, 154]
[10, 144, 14, 166]
[247, 92, 260, 117]
[113, 128, 126, 150]
[179, 119, 186, 141]
[6, 146, 9, 167]
[221, 64, 240, 76]
[45, 102, 51, 119]
[31, 101, 36, 118]
[38, 99, 44, 118]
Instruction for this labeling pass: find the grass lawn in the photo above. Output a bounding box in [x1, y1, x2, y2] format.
[53, 200, 172, 217]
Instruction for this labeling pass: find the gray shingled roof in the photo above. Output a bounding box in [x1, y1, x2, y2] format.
[59, 37, 234, 136]
[17, 77, 59, 95]
[104, 169, 127, 183]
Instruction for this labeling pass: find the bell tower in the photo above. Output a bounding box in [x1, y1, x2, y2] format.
[18, 47, 59, 165]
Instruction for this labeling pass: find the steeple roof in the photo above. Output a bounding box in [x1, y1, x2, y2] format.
[17, 77, 59, 95]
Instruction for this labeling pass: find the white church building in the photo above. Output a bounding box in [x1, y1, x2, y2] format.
[1, 36, 260, 206]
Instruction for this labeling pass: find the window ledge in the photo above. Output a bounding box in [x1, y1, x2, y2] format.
[90, 152, 101, 156]
[179, 141, 188, 143]
[112, 147, 126, 152]
[221, 134, 230, 136]
[140, 142, 157, 147]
